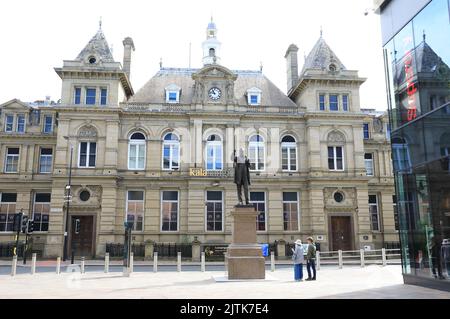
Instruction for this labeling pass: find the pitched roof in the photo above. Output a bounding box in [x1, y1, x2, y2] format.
[76, 28, 115, 62]
[301, 36, 346, 74]
[129, 67, 297, 108]
[415, 41, 449, 73]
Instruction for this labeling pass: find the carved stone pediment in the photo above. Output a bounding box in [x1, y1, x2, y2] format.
[324, 187, 357, 210]
[67, 185, 103, 209]
[78, 125, 98, 138]
[327, 131, 345, 144]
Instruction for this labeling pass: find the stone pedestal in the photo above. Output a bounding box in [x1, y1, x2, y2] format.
[277, 239, 286, 258]
[191, 239, 201, 262]
[227, 205, 265, 279]
[144, 241, 154, 260]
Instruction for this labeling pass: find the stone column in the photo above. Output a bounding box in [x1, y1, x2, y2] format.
[227, 206, 265, 279]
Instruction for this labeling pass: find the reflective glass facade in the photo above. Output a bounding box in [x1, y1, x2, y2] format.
[383, 0, 450, 288]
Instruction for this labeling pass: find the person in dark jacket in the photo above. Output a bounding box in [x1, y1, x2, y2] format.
[233, 148, 251, 205]
[305, 237, 316, 281]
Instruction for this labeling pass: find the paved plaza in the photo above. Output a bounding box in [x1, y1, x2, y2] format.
[0, 265, 449, 299]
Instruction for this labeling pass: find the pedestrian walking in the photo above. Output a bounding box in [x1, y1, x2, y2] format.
[292, 239, 304, 281]
[305, 237, 316, 281]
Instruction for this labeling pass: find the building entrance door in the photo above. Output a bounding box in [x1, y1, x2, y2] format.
[70, 215, 94, 257]
[330, 216, 353, 251]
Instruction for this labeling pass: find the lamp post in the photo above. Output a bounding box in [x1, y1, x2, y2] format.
[63, 137, 73, 262]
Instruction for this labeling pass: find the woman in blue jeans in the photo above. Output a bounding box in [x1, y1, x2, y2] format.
[292, 239, 304, 281]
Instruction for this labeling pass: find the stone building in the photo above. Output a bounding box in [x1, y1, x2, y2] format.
[0, 20, 398, 258]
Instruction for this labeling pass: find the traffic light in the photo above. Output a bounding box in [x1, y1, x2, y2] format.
[74, 219, 81, 234]
[21, 216, 29, 234]
[27, 220, 34, 233]
[13, 213, 23, 232]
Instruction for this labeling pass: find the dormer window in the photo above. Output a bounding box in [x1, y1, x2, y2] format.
[165, 84, 181, 104]
[247, 87, 262, 106]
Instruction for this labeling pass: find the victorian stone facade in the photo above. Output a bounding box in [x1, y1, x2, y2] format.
[0, 21, 398, 258]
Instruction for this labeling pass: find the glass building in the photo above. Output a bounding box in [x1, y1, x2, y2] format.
[376, 0, 450, 291]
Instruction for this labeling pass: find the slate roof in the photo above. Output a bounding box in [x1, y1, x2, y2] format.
[76, 28, 115, 62]
[129, 67, 297, 108]
[301, 36, 346, 74]
[415, 41, 448, 73]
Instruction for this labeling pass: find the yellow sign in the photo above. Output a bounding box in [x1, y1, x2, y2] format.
[189, 168, 207, 176]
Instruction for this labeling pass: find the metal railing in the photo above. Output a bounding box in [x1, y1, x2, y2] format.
[316, 248, 401, 269]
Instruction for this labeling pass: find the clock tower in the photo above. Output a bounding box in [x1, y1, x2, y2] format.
[202, 17, 221, 65]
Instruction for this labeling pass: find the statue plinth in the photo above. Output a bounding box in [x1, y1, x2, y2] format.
[227, 205, 265, 279]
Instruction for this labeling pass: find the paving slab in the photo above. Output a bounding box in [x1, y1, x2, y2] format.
[0, 265, 448, 299]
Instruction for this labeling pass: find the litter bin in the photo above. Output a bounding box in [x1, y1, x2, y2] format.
[261, 244, 269, 257]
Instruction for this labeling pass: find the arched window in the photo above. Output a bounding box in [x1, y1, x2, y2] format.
[162, 133, 180, 170]
[392, 137, 411, 173]
[128, 132, 146, 170]
[248, 135, 265, 171]
[281, 135, 297, 171]
[205, 134, 223, 170]
[209, 48, 215, 57]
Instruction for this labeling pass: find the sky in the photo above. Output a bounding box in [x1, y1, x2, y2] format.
[0, 0, 388, 110]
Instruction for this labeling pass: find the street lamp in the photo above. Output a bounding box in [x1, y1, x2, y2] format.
[63, 136, 74, 262]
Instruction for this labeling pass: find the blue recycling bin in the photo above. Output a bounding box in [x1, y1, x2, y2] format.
[261, 244, 269, 257]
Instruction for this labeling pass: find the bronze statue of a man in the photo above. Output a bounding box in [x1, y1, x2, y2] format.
[233, 148, 251, 205]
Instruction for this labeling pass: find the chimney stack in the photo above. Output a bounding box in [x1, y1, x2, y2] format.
[122, 37, 135, 81]
[284, 44, 299, 93]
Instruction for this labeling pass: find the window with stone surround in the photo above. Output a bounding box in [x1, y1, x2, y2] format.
[33, 193, 51, 232]
[39, 148, 53, 174]
[248, 134, 265, 171]
[365, 153, 374, 176]
[250, 192, 266, 231]
[78, 142, 96, 168]
[5, 147, 19, 173]
[162, 133, 180, 170]
[283, 192, 299, 231]
[0, 193, 17, 232]
[369, 194, 380, 231]
[206, 191, 223, 232]
[281, 135, 297, 171]
[205, 134, 223, 170]
[128, 132, 146, 170]
[161, 190, 178, 231]
[126, 190, 144, 231]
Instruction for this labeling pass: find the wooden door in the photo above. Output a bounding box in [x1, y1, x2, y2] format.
[330, 216, 352, 251]
[70, 215, 94, 257]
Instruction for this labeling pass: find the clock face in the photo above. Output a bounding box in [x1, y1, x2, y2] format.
[208, 87, 221, 101]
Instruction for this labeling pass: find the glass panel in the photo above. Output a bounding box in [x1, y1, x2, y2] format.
[342, 95, 349, 111]
[328, 147, 335, 170]
[319, 94, 325, 110]
[100, 89, 107, 105]
[44, 116, 53, 133]
[163, 145, 170, 169]
[17, 115, 25, 132]
[281, 147, 288, 170]
[329, 94, 338, 111]
[74, 88, 81, 104]
[5, 115, 14, 132]
[283, 192, 297, 202]
[88, 142, 96, 167]
[85, 88, 96, 105]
